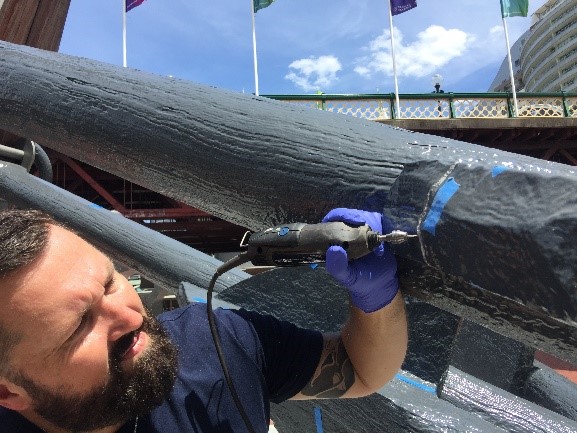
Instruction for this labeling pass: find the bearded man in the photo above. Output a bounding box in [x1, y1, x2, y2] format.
[0, 208, 407, 433]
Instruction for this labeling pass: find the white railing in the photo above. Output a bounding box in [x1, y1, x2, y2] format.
[267, 93, 577, 120]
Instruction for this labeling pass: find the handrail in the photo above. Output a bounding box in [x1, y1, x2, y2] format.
[264, 92, 577, 120]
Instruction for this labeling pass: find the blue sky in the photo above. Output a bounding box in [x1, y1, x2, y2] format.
[59, 0, 548, 95]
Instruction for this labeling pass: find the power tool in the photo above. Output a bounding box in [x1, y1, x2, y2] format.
[205, 221, 416, 433]
[243, 221, 415, 267]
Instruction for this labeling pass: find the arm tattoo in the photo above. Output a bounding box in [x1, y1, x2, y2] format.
[300, 336, 355, 398]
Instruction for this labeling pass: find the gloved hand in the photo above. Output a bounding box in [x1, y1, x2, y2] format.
[322, 208, 399, 313]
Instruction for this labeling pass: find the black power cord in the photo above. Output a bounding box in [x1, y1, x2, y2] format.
[206, 252, 258, 433]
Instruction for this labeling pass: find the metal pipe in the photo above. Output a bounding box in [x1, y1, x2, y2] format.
[0, 143, 24, 160]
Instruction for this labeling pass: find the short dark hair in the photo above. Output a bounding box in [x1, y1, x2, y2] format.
[0, 209, 55, 375]
[0, 209, 54, 275]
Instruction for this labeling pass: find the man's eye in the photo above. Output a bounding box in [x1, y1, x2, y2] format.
[105, 275, 116, 294]
[65, 313, 89, 346]
[75, 313, 89, 334]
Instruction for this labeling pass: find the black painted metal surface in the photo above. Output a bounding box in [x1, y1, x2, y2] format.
[1, 40, 577, 362]
[401, 298, 460, 385]
[524, 361, 577, 421]
[387, 161, 577, 326]
[398, 258, 577, 364]
[450, 320, 535, 394]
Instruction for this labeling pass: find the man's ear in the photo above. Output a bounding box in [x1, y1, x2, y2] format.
[0, 379, 32, 411]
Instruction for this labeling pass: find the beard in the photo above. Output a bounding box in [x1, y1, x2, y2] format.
[10, 312, 179, 432]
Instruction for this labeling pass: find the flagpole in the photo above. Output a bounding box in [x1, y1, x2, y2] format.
[251, 1, 260, 96]
[387, 2, 401, 119]
[502, 16, 519, 116]
[123, 0, 128, 67]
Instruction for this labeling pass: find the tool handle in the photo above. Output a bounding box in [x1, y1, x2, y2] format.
[247, 222, 380, 266]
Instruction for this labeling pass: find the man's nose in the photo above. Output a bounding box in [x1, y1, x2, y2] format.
[102, 296, 143, 342]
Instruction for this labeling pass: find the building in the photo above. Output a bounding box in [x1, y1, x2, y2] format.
[489, 0, 577, 92]
[488, 30, 528, 92]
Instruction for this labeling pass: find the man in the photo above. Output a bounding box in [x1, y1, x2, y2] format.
[0, 207, 407, 433]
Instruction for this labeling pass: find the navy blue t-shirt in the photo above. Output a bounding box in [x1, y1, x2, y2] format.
[0, 303, 323, 433]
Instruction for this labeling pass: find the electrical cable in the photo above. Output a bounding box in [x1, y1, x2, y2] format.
[206, 252, 257, 433]
[32, 142, 53, 183]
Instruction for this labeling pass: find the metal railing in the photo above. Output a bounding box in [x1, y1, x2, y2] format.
[265, 92, 577, 120]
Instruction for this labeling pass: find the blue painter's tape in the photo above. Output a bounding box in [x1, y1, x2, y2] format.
[192, 297, 207, 304]
[310, 263, 319, 270]
[314, 406, 324, 433]
[422, 177, 460, 236]
[395, 373, 436, 394]
[492, 166, 508, 177]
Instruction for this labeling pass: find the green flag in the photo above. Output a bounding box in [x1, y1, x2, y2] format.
[254, 0, 275, 13]
[500, 0, 529, 18]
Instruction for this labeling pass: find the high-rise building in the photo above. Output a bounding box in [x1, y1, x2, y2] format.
[489, 0, 577, 92]
[488, 31, 528, 92]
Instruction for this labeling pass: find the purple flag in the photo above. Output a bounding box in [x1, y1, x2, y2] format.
[391, 0, 417, 16]
[126, 0, 145, 12]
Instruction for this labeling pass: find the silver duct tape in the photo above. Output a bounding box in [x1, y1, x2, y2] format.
[439, 366, 577, 433]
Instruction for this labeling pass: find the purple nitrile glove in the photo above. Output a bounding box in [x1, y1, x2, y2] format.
[322, 208, 399, 313]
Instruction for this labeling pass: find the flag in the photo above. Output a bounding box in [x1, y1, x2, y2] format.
[254, 0, 275, 13]
[501, 0, 528, 18]
[390, 0, 417, 16]
[126, 0, 145, 12]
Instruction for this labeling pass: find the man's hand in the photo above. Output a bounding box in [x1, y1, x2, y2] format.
[322, 208, 398, 313]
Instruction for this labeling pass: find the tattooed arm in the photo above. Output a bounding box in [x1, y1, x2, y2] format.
[292, 292, 407, 399]
[290, 208, 408, 399]
[294, 333, 355, 399]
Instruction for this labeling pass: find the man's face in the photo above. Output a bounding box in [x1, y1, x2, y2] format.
[0, 225, 178, 431]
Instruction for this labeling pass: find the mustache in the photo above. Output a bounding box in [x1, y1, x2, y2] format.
[110, 316, 149, 361]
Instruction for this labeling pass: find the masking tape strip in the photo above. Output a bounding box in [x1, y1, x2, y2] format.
[395, 373, 436, 394]
[492, 166, 508, 177]
[314, 406, 324, 433]
[422, 177, 460, 236]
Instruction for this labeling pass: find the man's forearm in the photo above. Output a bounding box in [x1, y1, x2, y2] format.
[291, 292, 407, 400]
[296, 207, 408, 400]
[340, 291, 408, 397]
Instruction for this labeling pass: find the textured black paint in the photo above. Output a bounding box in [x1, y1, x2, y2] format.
[1, 40, 577, 361]
[524, 361, 577, 420]
[385, 161, 577, 321]
[397, 298, 459, 385]
[450, 320, 535, 394]
[398, 258, 577, 363]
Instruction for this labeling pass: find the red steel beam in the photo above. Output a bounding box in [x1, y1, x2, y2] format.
[58, 154, 127, 212]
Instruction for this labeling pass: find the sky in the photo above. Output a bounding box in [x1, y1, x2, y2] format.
[59, 0, 549, 96]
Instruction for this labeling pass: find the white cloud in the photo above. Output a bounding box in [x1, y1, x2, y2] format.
[489, 25, 503, 37]
[354, 25, 473, 80]
[285, 55, 342, 92]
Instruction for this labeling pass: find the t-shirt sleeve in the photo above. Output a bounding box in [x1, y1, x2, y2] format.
[231, 308, 323, 403]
